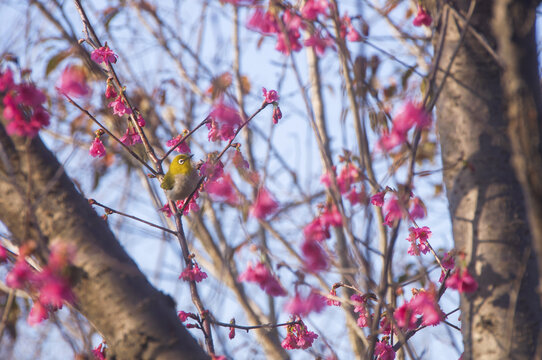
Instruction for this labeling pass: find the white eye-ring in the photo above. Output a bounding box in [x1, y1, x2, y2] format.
[178, 159, 185, 165]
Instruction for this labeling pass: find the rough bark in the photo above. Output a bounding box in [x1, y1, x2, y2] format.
[0, 120, 208, 359]
[492, 0, 542, 355]
[430, 1, 541, 358]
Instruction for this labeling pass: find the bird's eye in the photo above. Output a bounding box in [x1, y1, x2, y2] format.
[178, 159, 185, 165]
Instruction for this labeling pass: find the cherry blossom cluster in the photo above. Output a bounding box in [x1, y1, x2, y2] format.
[370, 188, 425, 227]
[284, 288, 326, 316]
[246, 0, 363, 56]
[57, 65, 91, 98]
[237, 261, 286, 296]
[301, 204, 342, 272]
[262, 87, 282, 124]
[351, 293, 373, 328]
[394, 287, 443, 330]
[167, 133, 191, 154]
[5, 243, 76, 325]
[179, 260, 208, 283]
[0, 68, 50, 138]
[280, 318, 318, 350]
[377, 101, 432, 152]
[207, 101, 243, 142]
[86, 46, 147, 159]
[321, 161, 367, 205]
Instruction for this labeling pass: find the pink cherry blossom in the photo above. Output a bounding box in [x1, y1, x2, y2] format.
[205, 173, 239, 205]
[295, 327, 318, 349]
[281, 320, 318, 350]
[16, 83, 46, 107]
[301, 0, 329, 20]
[320, 168, 334, 188]
[247, 9, 278, 34]
[326, 289, 341, 306]
[351, 294, 371, 328]
[200, 158, 224, 182]
[89, 137, 106, 158]
[250, 187, 279, 219]
[375, 341, 396, 360]
[207, 102, 242, 142]
[383, 195, 403, 227]
[411, 226, 431, 242]
[407, 226, 431, 256]
[410, 291, 442, 326]
[57, 65, 90, 98]
[3, 82, 50, 138]
[394, 301, 417, 330]
[320, 206, 342, 227]
[91, 45, 118, 64]
[166, 134, 191, 154]
[238, 261, 287, 296]
[120, 128, 142, 146]
[177, 194, 200, 216]
[167, 135, 192, 154]
[380, 315, 392, 335]
[159, 202, 173, 217]
[27, 301, 49, 326]
[109, 95, 132, 117]
[370, 191, 386, 207]
[284, 290, 326, 316]
[262, 87, 279, 103]
[346, 188, 366, 205]
[0, 246, 7, 263]
[6, 260, 33, 289]
[281, 332, 298, 350]
[105, 82, 117, 98]
[413, 6, 432, 27]
[275, 11, 303, 54]
[337, 163, 360, 193]
[38, 274, 75, 308]
[0, 68, 14, 91]
[179, 262, 208, 283]
[394, 101, 431, 132]
[303, 217, 330, 242]
[136, 114, 146, 127]
[178, 310, 189, 322]
[377, 127, 407, 152]
[304, 32, 335, 56]
[409, 197, 426, 219]
[446, 268, 478, 293]
[345, 16, 362, 42]
[301, 238, 329, 272]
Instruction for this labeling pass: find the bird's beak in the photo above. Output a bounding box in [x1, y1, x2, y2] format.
[189, 154, 194, 159]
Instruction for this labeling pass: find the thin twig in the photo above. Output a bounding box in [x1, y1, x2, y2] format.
[88, 199, 177, 235]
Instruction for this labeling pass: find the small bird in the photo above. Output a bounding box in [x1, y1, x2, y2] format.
[161, 154, 200, 201]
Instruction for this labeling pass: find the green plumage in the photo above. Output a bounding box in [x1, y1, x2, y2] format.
[160, 171, 175, 191]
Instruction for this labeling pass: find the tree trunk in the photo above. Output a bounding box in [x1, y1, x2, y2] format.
[430, 1, 542, 358]
[0, 119, 208, 359]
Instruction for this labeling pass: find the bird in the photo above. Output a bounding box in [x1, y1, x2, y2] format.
[160, 154, 200, 201]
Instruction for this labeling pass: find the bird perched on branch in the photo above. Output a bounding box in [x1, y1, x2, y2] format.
[161, 154, 200, 201]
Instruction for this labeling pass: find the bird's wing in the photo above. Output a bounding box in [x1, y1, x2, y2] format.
[161, 172, 174, 190]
